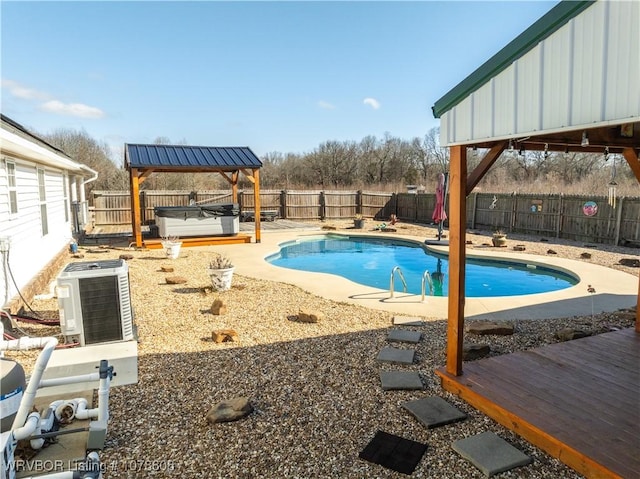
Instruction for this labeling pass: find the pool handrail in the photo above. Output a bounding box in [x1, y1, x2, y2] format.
[421, 270, 434, 302]
[390, 266, 408, 298]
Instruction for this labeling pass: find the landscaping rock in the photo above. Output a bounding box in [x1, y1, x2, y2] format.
[513, 245, 526, 251]
[212, 329, 238, 343]
[547, 249, 557, 255]
[160, 266, 174, 272]
[466, 320, 514, 336]
[72, 254, 85, 259]
[297, 309, 324, 323]
[619, 258, 640, 267]
[119, 254, 134, 260]
[211, 299, 227, 315]
[580, 252, 592, 259]
[206, 397, 253, 423]
[555, 328, 591, 341]
[165, 276, 187, 284]
[463, 343, 490, 361]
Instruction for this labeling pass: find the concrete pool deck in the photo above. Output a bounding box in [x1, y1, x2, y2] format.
[212, 229, 638, 321]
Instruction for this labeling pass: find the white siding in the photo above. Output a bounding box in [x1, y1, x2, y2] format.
[0, 156, 74, 308]
[441, 0, 640, 146]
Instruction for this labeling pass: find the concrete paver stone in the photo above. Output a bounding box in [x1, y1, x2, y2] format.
[387, 329, 422, 343]
[402, 396, 467, 429]
[379, 371, 424, 390]
[452, 431, 533, 477]
[376, 347, 415, 364]
[392, 316, 425, 326]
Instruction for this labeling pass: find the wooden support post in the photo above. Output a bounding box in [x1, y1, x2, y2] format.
[231, 171, 239, 203]
[253, 169, 261, 243]
[447, 145, 467, 376]
[130, 168, 142, 248]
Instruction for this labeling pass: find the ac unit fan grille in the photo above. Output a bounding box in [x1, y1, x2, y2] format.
[78, 276, 123, 344]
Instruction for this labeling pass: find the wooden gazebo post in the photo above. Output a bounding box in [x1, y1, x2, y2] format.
[130, 168, 143, 248]
[446, 145, 467, 376]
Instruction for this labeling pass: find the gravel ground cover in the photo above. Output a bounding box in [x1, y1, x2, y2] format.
[5, 220, 638, 478]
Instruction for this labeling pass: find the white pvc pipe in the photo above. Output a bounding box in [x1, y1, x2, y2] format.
[39, 372, 100, 388]
[75, 397, 99, 420]
[12, 412, 40, 441]
[4, 335, 58, 430]
[94, 373, 110, 427]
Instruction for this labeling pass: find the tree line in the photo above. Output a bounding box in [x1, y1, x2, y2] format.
[40, 127, 637, 197]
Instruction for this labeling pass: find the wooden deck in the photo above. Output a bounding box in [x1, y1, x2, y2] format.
[436, 328, 639, 479]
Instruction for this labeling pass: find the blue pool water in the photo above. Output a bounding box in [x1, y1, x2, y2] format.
[266, 235, 578, 297]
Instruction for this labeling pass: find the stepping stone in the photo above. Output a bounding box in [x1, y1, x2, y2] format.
[376, 347, 415, 364]
[452, 431, 532, 477]
[393, 316, 424, 326]
[380, 371, 424, 390]
[387, 329, 422, 343]
[402, 397, 467, 429]
[359, 430, 427, 475]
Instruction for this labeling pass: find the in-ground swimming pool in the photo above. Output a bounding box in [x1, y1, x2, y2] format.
[266, 235, 578, 297]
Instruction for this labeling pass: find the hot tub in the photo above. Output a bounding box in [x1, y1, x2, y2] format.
[154, 204, 240, 237]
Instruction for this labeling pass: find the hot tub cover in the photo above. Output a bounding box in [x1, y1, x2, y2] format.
[154, 203, 239, 220]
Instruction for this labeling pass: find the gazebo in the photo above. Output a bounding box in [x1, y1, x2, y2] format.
[124, 144, 263, 248]
[431, 1, 639, 477]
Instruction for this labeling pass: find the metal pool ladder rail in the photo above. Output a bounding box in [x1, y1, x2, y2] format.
[390, 266, 408, 298]
[421, 270, 434, 302]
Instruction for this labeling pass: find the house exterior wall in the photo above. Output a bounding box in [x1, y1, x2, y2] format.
[1, 151, 75, 311]
[440, 0, 640, 146]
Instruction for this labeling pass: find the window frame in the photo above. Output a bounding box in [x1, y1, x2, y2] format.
[5, 159, 18, 216]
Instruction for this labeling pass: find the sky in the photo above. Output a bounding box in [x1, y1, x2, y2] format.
[1, 0, 558, 163]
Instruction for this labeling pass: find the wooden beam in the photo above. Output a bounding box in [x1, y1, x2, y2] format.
[623, 148, 640, 330]
[621, 147, 640, 183]
[240, 168, 255, 183]
[219, 172, 233, 185]
[253, 169, 261, 243]
[466, 141, 506, 195]
[129, 168, 143, 248]
[139, 169, 154, 184]
[231, 171, 239, 203]
[447, 145, 467, 376]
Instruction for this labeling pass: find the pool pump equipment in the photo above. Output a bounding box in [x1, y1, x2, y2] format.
[1, 322, 115, 479]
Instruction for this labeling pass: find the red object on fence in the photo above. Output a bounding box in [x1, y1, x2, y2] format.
[432, 173, 447, 232]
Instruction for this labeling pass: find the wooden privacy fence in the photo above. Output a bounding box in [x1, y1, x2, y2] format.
[91, 190, 640, 246]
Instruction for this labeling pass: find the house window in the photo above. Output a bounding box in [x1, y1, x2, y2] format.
[6, 160, 18, 215]
[63, 173, 69, 222]
[38, 168, 48, 236]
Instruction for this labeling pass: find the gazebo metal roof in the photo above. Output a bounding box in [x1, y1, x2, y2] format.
[125, 144, 262, 171]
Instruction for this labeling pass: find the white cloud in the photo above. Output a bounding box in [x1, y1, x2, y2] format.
[2, 78, 105, 119]
[40, 100, 105, 119]
[363, 97, 381, 110]
[317, 100, 336, 110]
[1, 78, 48, 100]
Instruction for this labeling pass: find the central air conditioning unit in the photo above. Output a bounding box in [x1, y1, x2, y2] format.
[56, 259, 135, 346]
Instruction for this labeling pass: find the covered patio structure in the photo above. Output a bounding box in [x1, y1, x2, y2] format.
[124, 144, 263, 248]
[431, 1, 639, 478]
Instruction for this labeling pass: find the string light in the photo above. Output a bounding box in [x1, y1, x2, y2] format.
[544, 143, 549, 160]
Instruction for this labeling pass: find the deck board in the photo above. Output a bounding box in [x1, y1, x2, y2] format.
[437, 328, 640, 479]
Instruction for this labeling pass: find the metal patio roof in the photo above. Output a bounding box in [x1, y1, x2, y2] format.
[125, 144, 262, 171]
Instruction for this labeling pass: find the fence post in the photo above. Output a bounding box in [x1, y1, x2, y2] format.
[280, 190, 287, 219]
[470, 192, 477, 229]
[614, 196, 625, 246]
[140, 190, 147, 225]
[556, 194, 563, 238]
[357, 190, 363, 217]
[510, 192, 517, 232]
[320, 191, 326, 220]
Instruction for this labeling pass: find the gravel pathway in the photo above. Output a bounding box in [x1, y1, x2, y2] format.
[6, 221, 638, 478]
